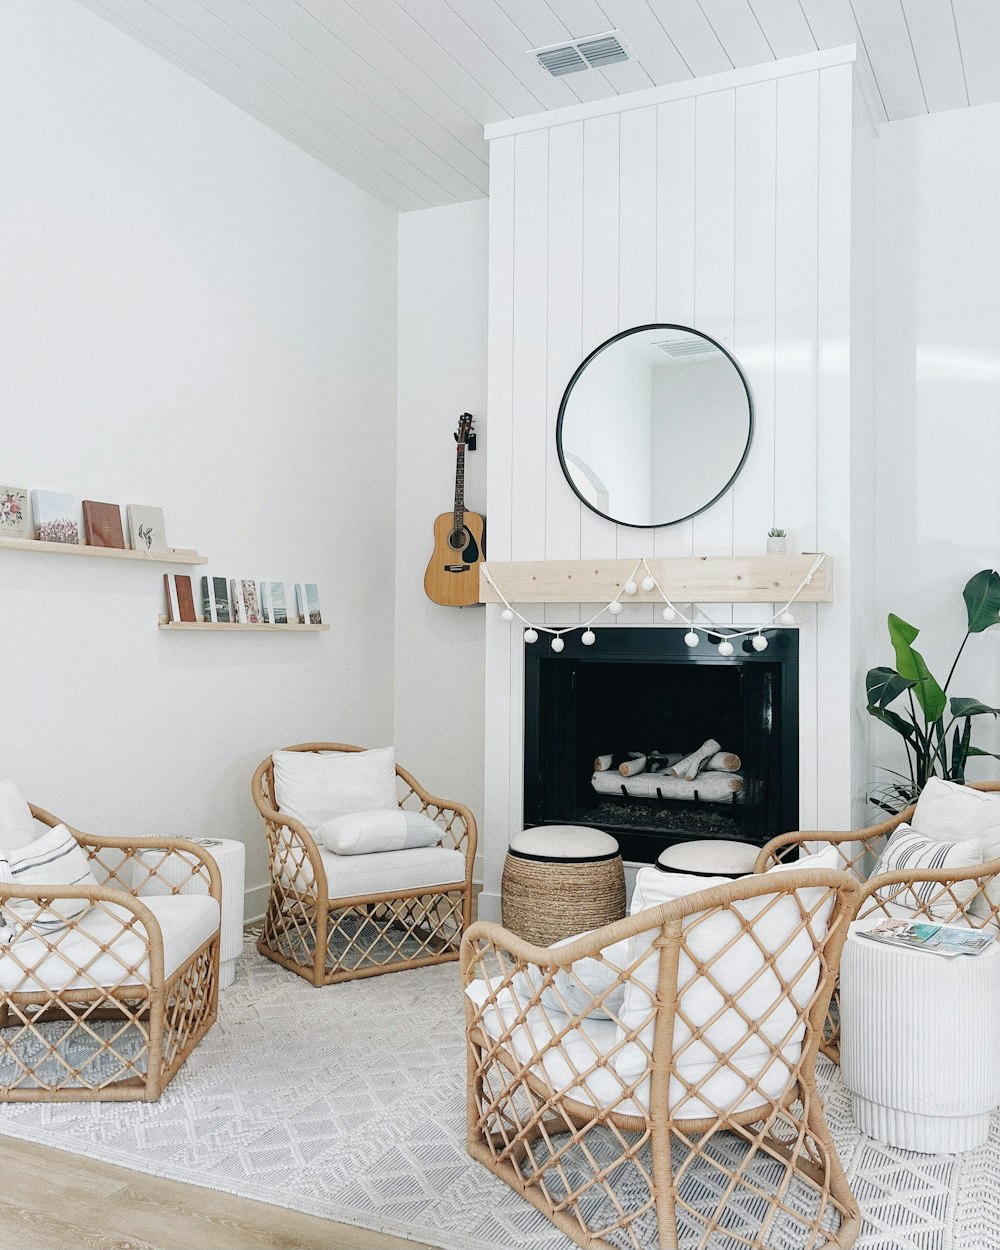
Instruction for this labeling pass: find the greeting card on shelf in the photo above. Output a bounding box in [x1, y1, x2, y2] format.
[201, 575, 231, 623]
[82, 501, 126, 549]
[241, 580, 261, 624]
[295, 583, 322, 625]
[31, 491, 81, 544]
[0, 487, 28, 539]
[265, 581, 288, 624]
[164, 574, 197, 623]
[229, 579, 247, 624]
[127, 505, 167, 553]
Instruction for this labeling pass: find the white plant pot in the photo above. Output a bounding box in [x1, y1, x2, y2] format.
[767, 536, 787, 554]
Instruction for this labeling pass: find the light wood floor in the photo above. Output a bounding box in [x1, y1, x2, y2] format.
[0, 1137, 435, 1250]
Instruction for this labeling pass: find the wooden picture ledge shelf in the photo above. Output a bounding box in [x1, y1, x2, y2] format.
[158, 616, 328, 632]
[479, 555, 832, 604]
[0, 535, 207, 565]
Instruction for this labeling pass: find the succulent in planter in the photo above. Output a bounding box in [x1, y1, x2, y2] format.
[767, 527, 787, 553]
[768, 527, 787, 538]
[867, 568, 1000, 815]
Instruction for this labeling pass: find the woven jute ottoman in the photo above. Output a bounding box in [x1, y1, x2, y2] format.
[656, 837, 760, 879]
[501, 825, 626, 946]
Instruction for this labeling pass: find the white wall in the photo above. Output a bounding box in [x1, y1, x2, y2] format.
[874, 102, 1000, 779]
[482, 51, 875, 920]
[395, 201, 489, 860]
[0, 1, 398, 915]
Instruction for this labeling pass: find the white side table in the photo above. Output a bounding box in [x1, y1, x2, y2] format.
[840, 921, 1000, 1152]
[134, 838, 246, 990]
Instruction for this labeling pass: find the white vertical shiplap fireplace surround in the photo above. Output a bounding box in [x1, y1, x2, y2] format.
[480, 46, 877, 922]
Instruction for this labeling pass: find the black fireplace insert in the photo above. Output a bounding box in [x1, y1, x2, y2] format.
[523, 626, 798, 864]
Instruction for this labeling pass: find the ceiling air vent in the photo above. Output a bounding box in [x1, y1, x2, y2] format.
[653, 338, 717, 359]
[531, 31, 631, 78]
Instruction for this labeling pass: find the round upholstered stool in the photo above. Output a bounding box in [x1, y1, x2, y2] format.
[656, 838, 760, 879]
[501, 825, 626, 946]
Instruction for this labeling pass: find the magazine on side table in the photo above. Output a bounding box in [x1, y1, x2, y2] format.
[856, 918, 997, 959]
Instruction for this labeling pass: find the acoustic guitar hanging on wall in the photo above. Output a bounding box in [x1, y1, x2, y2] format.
[424, 413, 485, 607]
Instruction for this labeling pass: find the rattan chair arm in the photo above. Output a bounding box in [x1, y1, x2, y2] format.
[28, 807, 222, 904]
[394, 763, 479, 865]
[0, 881, 169, 987]
[857, 853, 1000, 901]
[461, 869, 859, 981]
[755, 821, 904, 871]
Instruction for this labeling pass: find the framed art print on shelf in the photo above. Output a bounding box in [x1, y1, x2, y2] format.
[82, 500, 126, 549]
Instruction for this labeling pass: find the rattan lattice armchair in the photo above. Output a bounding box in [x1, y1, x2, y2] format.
[755, 781, 1000, 1062]
[0, 805, 221, 1102]
[253, 743, 477, 986]
[463, 868, 860, 1250]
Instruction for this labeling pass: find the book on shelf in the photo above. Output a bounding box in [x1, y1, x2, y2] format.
[164, 574, 197, 623]
[295, 582, 322, 625]
[855, 918, 997, 959]
[259, 580, 273, 624]
[229, 579, 247, 624]
[0, 487, 29, 538]
[82, 500, 126, 549]
[127, 505, 167, 553]
[201, 575, 231, 624]
[30, 490, 81, 545]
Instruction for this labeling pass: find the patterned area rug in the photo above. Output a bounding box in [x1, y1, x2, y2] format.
[0, 940, 996, 1250]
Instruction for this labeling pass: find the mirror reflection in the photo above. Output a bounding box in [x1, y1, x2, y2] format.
[556, 325, 753, 528]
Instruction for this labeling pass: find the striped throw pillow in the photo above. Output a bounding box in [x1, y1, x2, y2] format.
[0, 823, 98, 942]
[872, 822, 983, 919]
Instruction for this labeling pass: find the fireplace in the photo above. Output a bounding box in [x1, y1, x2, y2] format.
[523, 627, 798, 864]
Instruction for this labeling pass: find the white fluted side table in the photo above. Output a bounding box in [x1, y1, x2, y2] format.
[840, 921, 1000, 1152]
[134, 838, 246, 990]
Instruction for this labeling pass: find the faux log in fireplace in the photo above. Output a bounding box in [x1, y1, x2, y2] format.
[523, 627, 798, 864]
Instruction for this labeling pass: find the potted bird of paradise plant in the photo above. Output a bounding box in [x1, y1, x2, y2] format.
[867, 569, 1000, 815]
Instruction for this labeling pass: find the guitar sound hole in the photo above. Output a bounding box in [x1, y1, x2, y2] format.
[448, 528, 469, 551]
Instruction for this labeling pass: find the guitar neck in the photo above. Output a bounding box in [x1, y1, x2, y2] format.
[453, 442, 466, 529]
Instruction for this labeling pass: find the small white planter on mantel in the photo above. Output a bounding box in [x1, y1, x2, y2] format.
[767, 535, 787, 554]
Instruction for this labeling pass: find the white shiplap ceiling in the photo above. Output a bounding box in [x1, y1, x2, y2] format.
[75, 0, 1000, 211]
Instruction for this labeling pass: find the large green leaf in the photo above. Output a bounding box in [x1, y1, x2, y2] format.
[949, 697, 1000, 717]
[966, 747, 1000, 761]
[866, 704, 916, 739]
[963, 569, 1000, 633]
[888, 614, 946, 721]
[866, 666, 915, 709]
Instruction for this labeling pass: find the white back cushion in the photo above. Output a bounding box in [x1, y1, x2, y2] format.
[871, 822, 983, 919]
[614, 847, 839, 1117]
[0, 823, 98, 941]
[317, 808, 441, 855]
[272, 747, 397, 833]
[0, 779, 38, 852]
[912, 779, 1000, 918]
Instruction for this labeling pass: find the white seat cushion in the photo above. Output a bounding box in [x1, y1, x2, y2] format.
[321, 845, 466, 899]
[510, 825, 619, 860]
[0, 893, 220, 993]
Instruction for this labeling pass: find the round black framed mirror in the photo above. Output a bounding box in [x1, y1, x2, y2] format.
[555, 324, 754, 528]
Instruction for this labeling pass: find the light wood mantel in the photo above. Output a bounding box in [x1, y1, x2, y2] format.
[479, 555, 832, 605]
